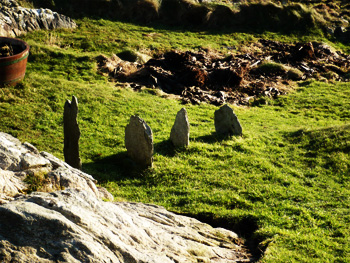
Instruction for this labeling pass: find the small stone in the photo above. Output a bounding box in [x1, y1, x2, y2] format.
[125, 115, 153, 168]
[170, 108, 190, 147]
[214, 104, 242, 136]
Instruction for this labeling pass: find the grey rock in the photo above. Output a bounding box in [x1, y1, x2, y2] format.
[0, 189, 248, 262]
[170, 108, 190, 147]
[125, 115, 153, 167]
[0, 169, 26, 204]
[63, 96, 82, 170]
[97, 186, 114, 201]
[40, 151, 96, 183]
[0, 132, 51, 171]
[214, 104, 242, 136]
[0, 0, 77, 37]
[0, 133, 99, 201]
[21, 152, 51, 170]
[47, 167, 99, 197]
[23, 142, 39, 154]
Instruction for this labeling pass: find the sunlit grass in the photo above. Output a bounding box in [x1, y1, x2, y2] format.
[0, 17, 349, 262]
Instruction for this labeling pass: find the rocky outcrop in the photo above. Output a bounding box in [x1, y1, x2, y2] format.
[0, 0, 76, 37]
[0, 132, 108, 204]
[0, 189, 251, 262]
[0, 132, 252, 262]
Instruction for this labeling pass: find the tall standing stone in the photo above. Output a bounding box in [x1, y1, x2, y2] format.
[214, 104, 242, 136]
[125, 115, 153, 168]
[170, 108, 190, 147]
[63, 95, 82, 170]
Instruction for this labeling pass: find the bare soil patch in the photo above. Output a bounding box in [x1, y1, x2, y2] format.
[98, 40, 350, 105]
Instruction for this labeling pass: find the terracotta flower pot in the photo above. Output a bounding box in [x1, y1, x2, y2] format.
[0, 37, 30, 86]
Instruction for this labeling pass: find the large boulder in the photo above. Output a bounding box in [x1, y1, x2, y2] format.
[0, 132, 252, 262]
[0, 188, 249, 262]
[0, 132, 108, 204]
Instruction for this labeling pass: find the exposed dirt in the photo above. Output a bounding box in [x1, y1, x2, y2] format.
[98, 40, 350, 105]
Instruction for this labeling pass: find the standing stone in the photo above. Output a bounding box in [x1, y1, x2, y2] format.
[170, 108, 190, 147]
[214, 104, 242, 136]
[125, 115, 153, 168]
[63, 95, 82, 170]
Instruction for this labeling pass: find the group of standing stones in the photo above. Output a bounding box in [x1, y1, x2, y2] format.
[125, 104, 242, 168]
[124, 108, 191, 168]
[62, 96, 242, 169]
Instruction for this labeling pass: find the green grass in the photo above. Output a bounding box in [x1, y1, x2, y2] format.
[1, 17, 350, 262]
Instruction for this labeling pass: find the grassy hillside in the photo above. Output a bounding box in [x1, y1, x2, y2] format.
[1, 8, 350, 263]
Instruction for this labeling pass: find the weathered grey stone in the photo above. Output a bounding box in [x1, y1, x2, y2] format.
[0, 133, 99, 201]
[0, 133, 22, 171]
[0, 189, 249, 262]
[125, 115, 153, 167]
[63, 96, 82, 170]
[97, 186, 114, 201]
[23, 142, 39, 154]
[40, 151, 96, 183]
[0, 169, 26, 204]
[47, 167, 99, 196]
[214, 104, 243, 136]
[170, 108, 190, 147]
[21, 152, 51, 170]
[0, 132, 52, 171]
[0, 0, 77, 37]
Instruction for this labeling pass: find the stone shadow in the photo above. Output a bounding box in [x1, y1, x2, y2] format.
[195, 132, 239, 144]
[154, 139, 176, 157]
[83, 151, 150, 184]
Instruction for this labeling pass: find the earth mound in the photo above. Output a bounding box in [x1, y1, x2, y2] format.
[98, 40, 350, 105]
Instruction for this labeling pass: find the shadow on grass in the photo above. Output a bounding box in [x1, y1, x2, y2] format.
[284, 125, 350, 177]
[154, 139, 176, 157]
[83, 140, 187, 183]
[286, 124, 350, 154]
[195, 132, 241, 144]
[84, 132, 244, 183]
[82, 151, 151, 183]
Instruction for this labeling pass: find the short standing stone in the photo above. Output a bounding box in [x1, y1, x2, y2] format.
[125, 115, 153, 168]
[214, 104, 242, 136]
[170, 108, 190, 147]
[63, 95, 82, 170]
